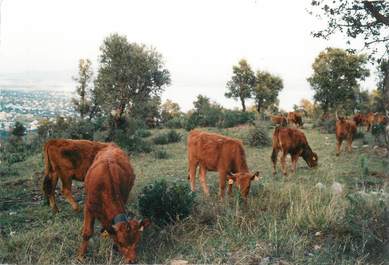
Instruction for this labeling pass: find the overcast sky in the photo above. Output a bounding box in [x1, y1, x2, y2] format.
[0, 0, 377, 111]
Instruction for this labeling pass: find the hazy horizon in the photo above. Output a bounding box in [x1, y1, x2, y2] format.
[0, 0, 378, 111]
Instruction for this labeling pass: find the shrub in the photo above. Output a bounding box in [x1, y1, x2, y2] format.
[314, 118, 336, 133]
[135, 129, 151, 138]
[152, 130, 182, 145]
[218, 110, 255, 128]
[114, 129, 152, 153]
[166, 116, 188, 129]
[138, 180, 196, 226]
[354, 131, 364, 140]
[153, 149, 170, 159]
[341, 192, 389, 255]
[247, 121, 271, 147]
[166, 130, 182, 143]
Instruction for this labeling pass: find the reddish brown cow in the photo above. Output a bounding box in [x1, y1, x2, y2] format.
[78, 144, 150, 264]
[271, 115, 288, 127]
[187, 130, 260, 200]
[353, 113, 368, 127]
[43, 139, 109, 212]
[335, 114, 357, 156]
[271, 127, 318, 176]
[287, 112, 303, 128]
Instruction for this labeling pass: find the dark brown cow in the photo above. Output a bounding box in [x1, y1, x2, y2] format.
[335, 114, 357, 156]
[78, 144, 150, 264]
[287, 112, 303, 128]
[43, 139, 109, 212]
[271, 115, 288, 127]
[271, 127, 318, 176]
[353, 113, 367, 127]
[187, 130, 260, 200]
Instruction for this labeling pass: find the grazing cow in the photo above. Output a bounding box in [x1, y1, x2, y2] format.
[366, 112, 376, 132]
[353, 113, 368, 127]
[271, 127, 318, 176]
[335, 113, 357, 156]
[271, 115, 288, 127]
[287, 112, 303, 128]
[78, 144, 150, 264]
[187, 130, 260, 200]
[43, 139, 109, 212]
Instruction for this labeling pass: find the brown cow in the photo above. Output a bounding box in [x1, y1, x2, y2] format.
[271, 115, 288, 127]
[271, 127, 318, 176]
[78, 144, 150, 264]
[287, 112, 303, 128]
[353, 113, 367, 127]
[335, 113, 357, 156]
[187, 130, 260, 200]
[43, 139, 109, 212]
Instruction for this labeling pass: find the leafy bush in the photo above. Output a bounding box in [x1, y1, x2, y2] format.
[354, 131, 364, 140]
[314, 118, 336, 133]
[114, 129, 152, 153]
[153, 149, 170, 159]
[166, 130, 182, 143]
[138, 180, 196, 226]
[152, 130, 182, 145]
[247, 121, 271, 147]
[166, 116, 188, 129]
[341, 192, 389, 255]
[217, 110, 255, 128]
[135, 129, 151, 138]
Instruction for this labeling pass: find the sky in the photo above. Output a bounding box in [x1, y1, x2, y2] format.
[0, 0, 378, 111]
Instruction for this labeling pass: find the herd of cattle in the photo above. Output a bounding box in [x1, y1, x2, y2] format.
[41, 111, 388, 263]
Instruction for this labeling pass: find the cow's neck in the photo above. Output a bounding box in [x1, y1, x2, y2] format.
[102, 197, 127, 225]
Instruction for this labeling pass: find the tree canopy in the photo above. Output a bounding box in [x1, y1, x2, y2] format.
[252, 70, 283, 113]
[94, 33, 171, 128]
[307, 47, 370, 113]
[225, 59, 255, 112]
[72, 59, 94, 119]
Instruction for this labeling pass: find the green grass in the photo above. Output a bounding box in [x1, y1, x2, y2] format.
[1, 126, 388, 264]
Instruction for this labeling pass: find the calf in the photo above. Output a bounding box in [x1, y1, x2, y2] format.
[271, 115, 288, 127]
[287, 112, 303, 128]
[271, 127, 318, 176]
[43, 139, 109, 212]
[187, 130, 260, 201]
[78, 144, 150, 264]
[335, 113, 357, 156]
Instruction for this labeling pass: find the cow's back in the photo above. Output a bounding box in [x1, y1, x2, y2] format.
[45, 139, 109, 181]
[85, 145, 135, 210]
[273, 127, 308, 151]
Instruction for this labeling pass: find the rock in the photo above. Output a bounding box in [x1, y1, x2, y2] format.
[331, 182, 343, 195]
[315, 182, 325, 190]
[170, 260, 189, 265]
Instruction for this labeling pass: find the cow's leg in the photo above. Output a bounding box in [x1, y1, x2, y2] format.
[336, 138, 343, 156]
[188, 160, 198, 192]
[291, 154, 299, 175]
[218, 170, 227, 200]
[280, 152, 288, 176]
[198, 164, 209, 196]
[47, 174, 59, 213]
[271, 149, 279, 175]
[78, 208, 95, 261]
[61, 178, 80, 212]
[347, 136, 353, 153]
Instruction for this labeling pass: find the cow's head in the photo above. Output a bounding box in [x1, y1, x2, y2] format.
[111, 219, 151, 264]
[227, 171, 261, 199]
[302, 147, 318, 168]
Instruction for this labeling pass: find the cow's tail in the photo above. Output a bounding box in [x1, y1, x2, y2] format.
[42, 143, 53, 203]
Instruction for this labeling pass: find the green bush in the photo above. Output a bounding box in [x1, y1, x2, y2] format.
[114, 129, 152, 153]
[152, 130, 182, 145]
[218, 110, 255, 128]
[354, 131, 364, 140]
[314, 118, 336, 133]
[135, 129, 152, 138]
[138, 180, 196, 226]
[247, 121, 271, 147]
[166, 116, 188, 129]
[341, 192, 389, 255]
[153, 149, 170, 159]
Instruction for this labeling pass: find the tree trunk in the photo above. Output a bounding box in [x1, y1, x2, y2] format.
[256, 103, 261, 113]
[240, 97, 246, 112]
[384, 64, 389, 111]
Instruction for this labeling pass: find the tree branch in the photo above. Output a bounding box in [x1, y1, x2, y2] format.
[363, 1, 389, 26]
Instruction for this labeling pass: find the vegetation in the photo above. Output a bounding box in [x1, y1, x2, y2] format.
[307, 48, 370, 114]
[1, 126, 388, 264]
[252, 70, 283, 113]
[138, 179, 196, 226]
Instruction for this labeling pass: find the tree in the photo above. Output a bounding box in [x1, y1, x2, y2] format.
[252, 70, 283, 113]
[308, 0, 389, 110]
[161, 99, 181, 123]
[307, 48, 370, 113]
[94, 33, 170, 128]
[11, 121, 26, 139]
[225, 59, 255, 112]
[72, 59, 93, 119]
[299, 99, 314, 118]
[308, 0, 389, 59]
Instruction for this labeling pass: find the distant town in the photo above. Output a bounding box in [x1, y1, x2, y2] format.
[0, 89, 75, 135]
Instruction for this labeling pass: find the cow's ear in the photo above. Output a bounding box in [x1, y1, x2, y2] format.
[139, 219, 151, 231]
[111, 224, 121, 232]
[251, 171, 260, 181]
